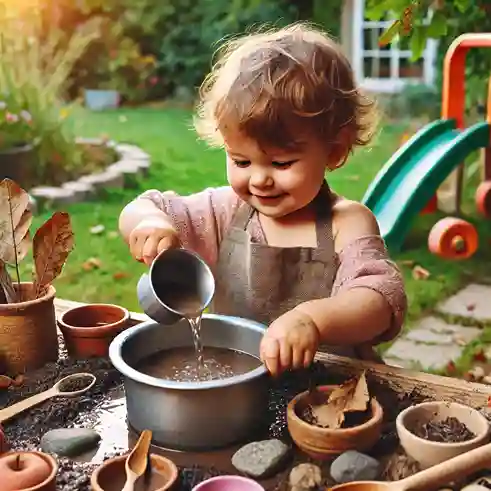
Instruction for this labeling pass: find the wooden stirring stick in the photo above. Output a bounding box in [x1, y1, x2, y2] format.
[122, 430, 153, 491]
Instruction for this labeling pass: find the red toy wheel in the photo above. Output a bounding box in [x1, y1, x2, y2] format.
[428, 217, 478, 260]
[476, 181, 491, 217]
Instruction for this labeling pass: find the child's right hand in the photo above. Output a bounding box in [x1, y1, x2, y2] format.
[128, 217, 180, 266]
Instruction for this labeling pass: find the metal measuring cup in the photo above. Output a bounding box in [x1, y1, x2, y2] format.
[137, 248, 215, 324]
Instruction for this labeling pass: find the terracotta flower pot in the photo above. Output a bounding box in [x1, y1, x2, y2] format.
[286, 385, 383, 460]
[91, 453, 178, 491]
[0, 283, 58, 374]
[0, 451, 57, 491]
[396, 401, 490, 469]
[58, 303, 129, 358]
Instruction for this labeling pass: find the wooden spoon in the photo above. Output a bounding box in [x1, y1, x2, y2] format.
[122, 430, 153, 491]
[0, 373, 96, 423]
[329, 440, 491, 491]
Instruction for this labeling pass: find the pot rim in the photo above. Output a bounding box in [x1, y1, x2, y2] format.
[109, 314, 268, 390]
[287, 384, 384, 435]
[4, 451, 58, 490]
[191, 475, 265, 491]
[0, 283, 55, 310]
[396, 401, 491, 448]
[57, 303, 130, 335]
[147, 248, 215, 315]
[90, 452, 178, 491]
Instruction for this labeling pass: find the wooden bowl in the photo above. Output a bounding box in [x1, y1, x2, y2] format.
[91, 453, 178, 491]
[396, 401, 490, 469]
[287, 385, 383, 460]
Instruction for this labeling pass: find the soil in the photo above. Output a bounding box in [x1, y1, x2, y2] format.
[58, 374, 94, 393]
[412, 416, 476, 443]
[0, 345, 475, 491]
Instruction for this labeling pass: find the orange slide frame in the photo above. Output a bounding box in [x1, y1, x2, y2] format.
[432, 33, 491, 214]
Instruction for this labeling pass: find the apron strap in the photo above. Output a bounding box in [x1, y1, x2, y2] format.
[314, 181, 336, 252]
[230, 201, 254, 231]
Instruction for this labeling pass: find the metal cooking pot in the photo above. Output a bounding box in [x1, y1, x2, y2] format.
[109, 314, 268, 450]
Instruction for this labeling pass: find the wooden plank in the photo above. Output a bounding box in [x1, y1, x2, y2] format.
[54, 298, 491, 407]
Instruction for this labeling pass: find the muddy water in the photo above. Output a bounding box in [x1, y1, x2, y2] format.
[135, 346, 261, 382]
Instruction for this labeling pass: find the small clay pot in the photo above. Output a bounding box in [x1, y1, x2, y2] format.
[192, 475, 264, 491]
[58, 303, 129, 358]
[0, 451, 57, 491]
[287, 385, 383, 459]
[91, 453, 178, 491]
[396, 401, 490, 469]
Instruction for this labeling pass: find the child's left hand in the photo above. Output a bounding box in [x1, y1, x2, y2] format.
[260, 309, 319, 376]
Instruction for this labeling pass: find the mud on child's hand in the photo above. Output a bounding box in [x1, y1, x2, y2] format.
[260, 309, 319, 376]
[128, 218, 180, 266]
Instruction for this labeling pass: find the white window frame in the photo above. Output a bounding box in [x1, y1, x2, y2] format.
[352, 0, 438, 93]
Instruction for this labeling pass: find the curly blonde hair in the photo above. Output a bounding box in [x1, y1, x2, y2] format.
[194, 22, 377, 166]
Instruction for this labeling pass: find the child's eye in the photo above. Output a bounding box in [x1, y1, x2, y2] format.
[233, 160, 251, 167]
[272, 160, 297, 168]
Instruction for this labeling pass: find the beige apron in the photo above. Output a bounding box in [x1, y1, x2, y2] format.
[211, 184, 382, 361]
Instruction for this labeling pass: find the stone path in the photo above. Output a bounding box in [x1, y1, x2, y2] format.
[383, 283, 491, 371]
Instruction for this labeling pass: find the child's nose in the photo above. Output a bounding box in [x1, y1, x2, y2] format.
[249, 169, 273, 188]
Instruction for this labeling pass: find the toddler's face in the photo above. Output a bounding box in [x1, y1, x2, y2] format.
[223, 129, 331, 218]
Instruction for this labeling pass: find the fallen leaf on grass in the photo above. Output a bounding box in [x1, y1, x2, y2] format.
[90, 224, 105, 235]
[311, 371, 369, 429]
[113, 271, 129, 280]
[346, 175, 360, 182]
[82, 257, 102, 271]
[412, 265, 430, 280]
[107, 231, 119, 239]
[473, 349, 487, 362]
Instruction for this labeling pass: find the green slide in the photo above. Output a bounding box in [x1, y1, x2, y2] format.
[362, 119, 490, 252]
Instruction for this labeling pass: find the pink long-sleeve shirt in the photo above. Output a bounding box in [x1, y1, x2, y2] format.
[137, 186, 407, 342]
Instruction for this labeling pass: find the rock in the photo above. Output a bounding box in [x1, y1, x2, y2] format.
[232, 439, 290, 478]
[30, 186, 77, 207]
[330, 451, 381, 483]
[79, 170, 124, 190]
[483, 375, 491, 385]
[289, 463, 322, 491]
[40, 428, 100, 457]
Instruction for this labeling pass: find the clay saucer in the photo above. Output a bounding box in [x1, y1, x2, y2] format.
[396, 401, 491, 469]
[91, 453, 178, 491]
[286, 385, 383, 459]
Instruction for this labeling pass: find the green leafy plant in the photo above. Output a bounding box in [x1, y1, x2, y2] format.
[0, 99, 35, 152]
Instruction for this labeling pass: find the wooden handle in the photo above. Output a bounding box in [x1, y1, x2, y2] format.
[121, 470, 138, 491]
[397, 441, 491, 491]
[0, 387, 56, 423]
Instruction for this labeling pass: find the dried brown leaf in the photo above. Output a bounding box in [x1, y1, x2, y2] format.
[311, 371, 369, 429]
[0, 260, 17, 303]
[0, 179, 30, 265]
[412, 265, 430, 280]
[32, 212, 74, 299]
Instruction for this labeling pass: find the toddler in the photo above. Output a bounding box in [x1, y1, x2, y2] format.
[119, 22, 407, 376]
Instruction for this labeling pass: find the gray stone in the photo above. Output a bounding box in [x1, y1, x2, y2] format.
[412, 317, 481, 341]
[61, 181, 94, 201]
[437, 284, 491, 322]
[330, 451, 381, 483]
[383, 338, 462, 371]
[232, 439, 290, 478]
[40, 428, 100, 457]
[30, 186, 77, 207]
[79, 170, 124, 190]
[28, 194, 38, 215]
[115, 143, 150, 160]
[405, 329, 454, 345]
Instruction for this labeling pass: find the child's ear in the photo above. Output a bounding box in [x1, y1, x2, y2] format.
[326, 129, 352, 170]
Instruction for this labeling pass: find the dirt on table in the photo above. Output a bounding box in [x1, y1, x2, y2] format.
[0, 344, 474, 491]
[412, 416, 476, 443]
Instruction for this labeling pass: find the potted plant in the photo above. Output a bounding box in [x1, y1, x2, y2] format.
[0, 98, 37, 187]
[0, 178, 74, 375]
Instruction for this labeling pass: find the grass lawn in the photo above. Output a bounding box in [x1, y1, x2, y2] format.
[20, 107, 491, 350]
